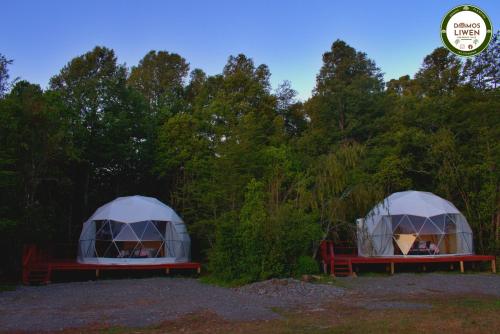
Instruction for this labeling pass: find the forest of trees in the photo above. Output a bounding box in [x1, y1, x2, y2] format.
[1, 35, 499, 282]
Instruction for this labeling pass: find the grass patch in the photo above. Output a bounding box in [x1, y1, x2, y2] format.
[451, 297, 500, 311]
[355, 271, 390, 277]
[95, 325, 158, 334]
[273, 296, 500, 334]
[0, 284, 16, 292]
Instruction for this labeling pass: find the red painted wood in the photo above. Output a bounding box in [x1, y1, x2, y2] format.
[47, 261, 201, 271]
[22, 244, 201, 285]
[319, 240, 354, 276]
[318, 240, 495, 275]
[328, 241, 335, 274]
[335, 254, 495, 264]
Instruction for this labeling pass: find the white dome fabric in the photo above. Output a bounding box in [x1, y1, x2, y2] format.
[88, 196, 183, 224]
[357, 191, 473, 257]
[78, 196, 191, 265]
[368, 191, 461, 218]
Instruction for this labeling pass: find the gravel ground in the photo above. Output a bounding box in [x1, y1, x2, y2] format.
[0, 277, 343, 332]
[341, 273, 500, 297]
[234, 278, 344, 303]
[0, 273, 498, 332]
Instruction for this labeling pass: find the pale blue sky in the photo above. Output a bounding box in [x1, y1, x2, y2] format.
[2, 0, 498, 100]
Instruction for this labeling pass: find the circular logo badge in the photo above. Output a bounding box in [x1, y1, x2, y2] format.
[441, 5, 493, 57]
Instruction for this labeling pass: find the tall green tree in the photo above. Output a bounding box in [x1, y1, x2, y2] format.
[463, 30, 500, 89]
[302, 40, 384, 153]
[0, 53, 13, 98]
[0, 81, 74, 277]
[414, 47, 462, 96]
[50, 46, 150, 224]
[128, 50, 189, 115]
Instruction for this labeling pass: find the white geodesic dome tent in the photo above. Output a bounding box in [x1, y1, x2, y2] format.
[357, 191, 473, 257]
[78, 196, 191, 264]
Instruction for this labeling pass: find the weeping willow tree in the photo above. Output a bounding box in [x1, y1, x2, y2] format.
[302, 143, 381, 255]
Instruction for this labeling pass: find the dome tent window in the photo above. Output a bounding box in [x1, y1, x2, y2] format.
[78, 196, 191, 265]
[357, 191, 473, 257]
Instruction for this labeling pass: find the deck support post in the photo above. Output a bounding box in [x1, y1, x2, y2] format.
[390, 262, 395, 275]
[492, 259, 497, 273]
[348, 260, 353, 277]
[46, 266, 52, 284]
[459, 261, 464, 273]
[95, 269, 100, 278]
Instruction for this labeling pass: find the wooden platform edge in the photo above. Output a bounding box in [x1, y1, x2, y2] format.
[339, 254, 496, 275]
[24, 261, 202, 285]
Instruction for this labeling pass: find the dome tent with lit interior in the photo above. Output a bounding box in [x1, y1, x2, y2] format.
[357, 191, 473, 257]
[78, 196, 191, 265]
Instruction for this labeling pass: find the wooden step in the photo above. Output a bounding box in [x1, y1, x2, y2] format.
[29, 272, 48, 277]
[25, 263, 50, 285]
[333, 259, 353, 276]
[27, 274, 49, 284]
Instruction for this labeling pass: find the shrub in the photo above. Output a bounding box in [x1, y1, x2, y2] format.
[294, 255, 319, 276]
[208, 179, 322, 283]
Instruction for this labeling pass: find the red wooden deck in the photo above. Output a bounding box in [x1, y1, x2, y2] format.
[46, 260, 201, 271]
[320, 241, 497, 276]
[22, 244, 201, 285]
[336, 254, 495, 264]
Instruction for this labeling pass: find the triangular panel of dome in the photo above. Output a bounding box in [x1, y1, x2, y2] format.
[152, 221, 166, 236]
[80, 239, 95, 257]
[141, 221, 164, 241]
[430, 214, 446, 233]
[113, 224, 139, 241]
[95, 220, 113, 241]
[109, 221, 125, 238]
[444, 216, 457, 234]
[103, 241, 120, 257]
[391, 215, 405, 232]
[416, 218, 442, 235]
[130, 221, 148, 239]
[406, 216, 426, 234]
[458, 232, 473, 253]
[393, 215, 417, 234]
[95, 240, 114, 257]
[394, 233, 416, 255]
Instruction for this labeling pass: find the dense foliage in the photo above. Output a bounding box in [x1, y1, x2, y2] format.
[1, 35, 499, 281]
